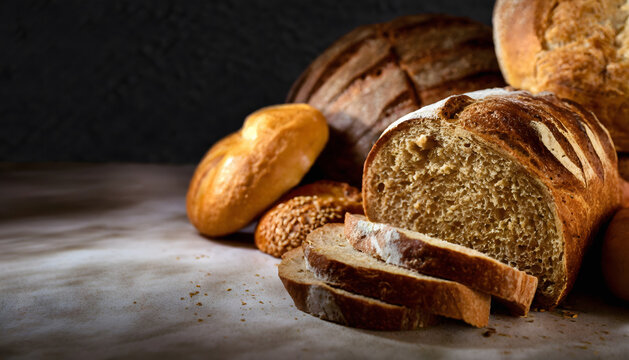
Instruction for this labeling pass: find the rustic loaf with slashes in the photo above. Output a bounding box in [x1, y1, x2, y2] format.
[288, 14, 505, 184]
[493, 0, 629, 152]
[363, 88, 621, 308]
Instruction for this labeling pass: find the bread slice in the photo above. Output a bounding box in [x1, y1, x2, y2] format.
[344, 213, 537, 315]
[278, 247, 438, 330]
[303, 224, 491, 327]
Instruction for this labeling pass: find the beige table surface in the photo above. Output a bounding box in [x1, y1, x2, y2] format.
[1, 164, 628, 359]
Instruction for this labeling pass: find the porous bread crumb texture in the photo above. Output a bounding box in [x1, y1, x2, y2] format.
[534, 0, 629, 148]
[255, 195, 362, 257]
[365, 122, 564, 303]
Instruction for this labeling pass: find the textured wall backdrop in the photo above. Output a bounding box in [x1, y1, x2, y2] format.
[0, 0, 495, 163]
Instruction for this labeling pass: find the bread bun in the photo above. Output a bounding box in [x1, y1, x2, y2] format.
[187, 104, 328, 237]
[254, 181, 362, 257]
[288, 14, 505, 184]
[602, 208, 629, 301]
[493, 0, 629, 151]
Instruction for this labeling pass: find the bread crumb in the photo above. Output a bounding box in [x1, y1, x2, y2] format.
[241, 301, 247, 306]
[227, 288, 232, 291]
[189, 291, 199, 297]
[204, 293, 208, 296]
[180, 297, 185, 300]
[240, 319, 246, 322]
[198, 319, 203, 322]
[482, 328, 496, 337]
[133, 301, 137, 304]
[196, 285, 201, 288]
[196, 302, 202, 306]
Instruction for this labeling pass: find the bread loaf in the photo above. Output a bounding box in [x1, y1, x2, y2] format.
[344, 214, 537, 316]
[602, 208, 629, 301]
[362, 88, 621, 308]
[255, 181, 363, 257]
[493, 0, 629, 152]
[187, 104, 328, 237]
[303, 224, 491, 327]
[278, 247, 439, 330]
[288, 14, 505, 184]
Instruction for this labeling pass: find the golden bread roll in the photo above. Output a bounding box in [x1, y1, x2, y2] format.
[255, 181, 363, 257]
[493, 0, 629, 151]
[602, 208, 629, 301]
[187, 104, 328, 237]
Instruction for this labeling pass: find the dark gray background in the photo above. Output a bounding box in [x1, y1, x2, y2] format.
[1, 0, 496, 163]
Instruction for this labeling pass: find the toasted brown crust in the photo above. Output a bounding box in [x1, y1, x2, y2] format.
[493, 0, 629, 151]
[288, 14, 505, 184]
[186, 104, 328, 237]
[303, 224, 491, 327]
[344, 214, 537, 316]
[278, 247, 438, 330]
[255, 181, 363, 257]
[363, 89, 622, 308]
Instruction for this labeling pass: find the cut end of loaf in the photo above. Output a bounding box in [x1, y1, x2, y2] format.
[363, 115, 565, 307]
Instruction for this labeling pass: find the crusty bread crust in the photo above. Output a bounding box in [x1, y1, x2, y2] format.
[186, 104, 328, 237]
[344, 214, 537, 316]
[278, 247, 438, 330]
[303, 224, 491, 327]
[363, 88, 622, 308]
[493, 0, 629, 151]
[255, 181, 363, 258]
[288, 14, 505, 184]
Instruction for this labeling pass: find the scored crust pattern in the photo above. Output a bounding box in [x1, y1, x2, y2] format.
[288, 14, 505, 184]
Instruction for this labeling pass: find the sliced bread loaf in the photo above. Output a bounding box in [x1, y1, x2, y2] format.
[303, 224, 490, 327]
[278, 247, 438, 330]
[362, 88, 621, 308]
[344, 213, 537, 315]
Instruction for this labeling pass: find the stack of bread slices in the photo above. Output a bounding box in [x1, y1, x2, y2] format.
[278, 213, 538, 330]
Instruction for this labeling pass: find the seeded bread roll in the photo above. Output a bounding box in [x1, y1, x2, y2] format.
[278, 247, 439, 330]
[363, 88, 621, 308]
[255, 181, 362, 257]
[493, 0, 629, 152]
[602, 208, 629, 301]
[187, 104, 328, 237]
[288, 14, 505, 184]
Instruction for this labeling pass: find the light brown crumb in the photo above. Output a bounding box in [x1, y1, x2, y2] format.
[227, 288, 232, 292]
[240, 319, 246, 322]
[196, 302, 202, 306]
[198, 319, 203, 322]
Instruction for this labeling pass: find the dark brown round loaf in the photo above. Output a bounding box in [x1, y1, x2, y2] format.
[254, 181, 363, 258]
[287, 14, 505, 184]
